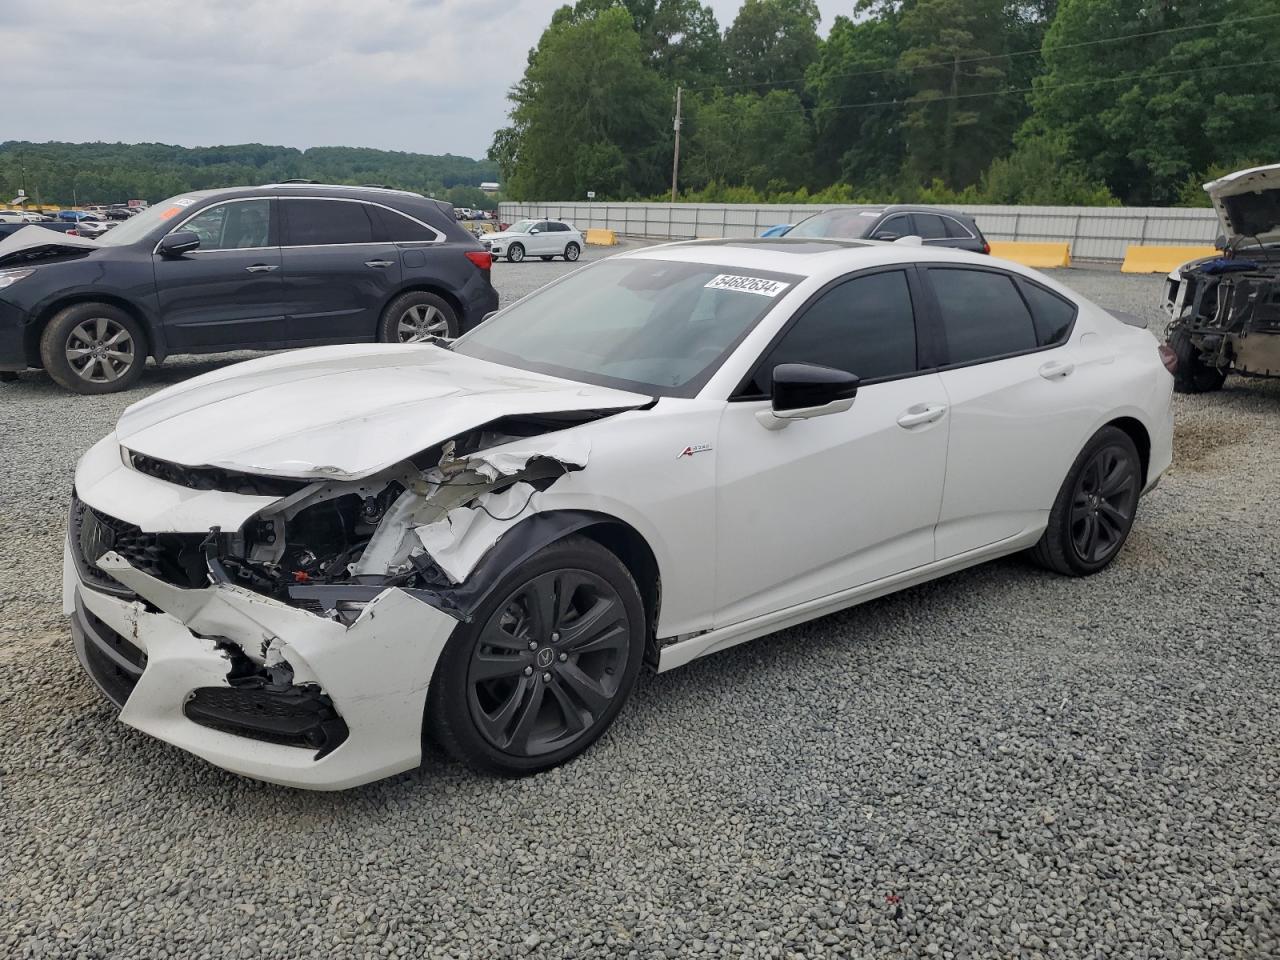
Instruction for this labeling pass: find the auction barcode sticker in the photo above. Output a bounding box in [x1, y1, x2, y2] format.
[704, 274, 790, 297]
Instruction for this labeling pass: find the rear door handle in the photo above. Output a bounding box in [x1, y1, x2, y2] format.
[245, 264, 278, 273]
[897, 403, 948, 428]
[1039, 360, 1075, 380]
[365, 259, 394, 268]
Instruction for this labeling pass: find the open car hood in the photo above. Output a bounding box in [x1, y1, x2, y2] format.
[1204, 163, 1280, 245]
[0, 224, 99, 266]
[115, 344, 650, 481]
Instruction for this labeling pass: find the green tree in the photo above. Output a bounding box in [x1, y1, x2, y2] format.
[683, 89, 813, 191]
[1027, 0, 1280, 204]
[807, 12, 908, 188]
[558, 0, 723, 86]
[493, 7, 669, 199]
[723, 0, 822, 90]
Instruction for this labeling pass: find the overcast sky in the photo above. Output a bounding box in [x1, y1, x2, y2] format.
[8, 0, 849, 159]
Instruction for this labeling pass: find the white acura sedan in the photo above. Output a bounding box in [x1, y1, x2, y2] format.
[66, 238, 1174, 789]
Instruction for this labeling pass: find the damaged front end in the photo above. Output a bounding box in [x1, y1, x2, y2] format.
[1168, 251, 1280, 381]
[67, 415, 609, 789]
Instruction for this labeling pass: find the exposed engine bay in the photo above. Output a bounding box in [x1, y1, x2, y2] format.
[1167, 247, 1280, 389]
[98, 413, 606, 623]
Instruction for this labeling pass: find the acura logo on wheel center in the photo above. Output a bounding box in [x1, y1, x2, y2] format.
[536, 647, 554, 668]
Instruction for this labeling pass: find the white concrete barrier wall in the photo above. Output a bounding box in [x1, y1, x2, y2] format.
[498, 201, 1221, 263]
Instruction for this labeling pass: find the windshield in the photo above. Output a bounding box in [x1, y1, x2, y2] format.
[786, 209, 882, 239]
[507, 219, 537, 234]
[95, 195, 199, 247]
[451, 258, 800, 397]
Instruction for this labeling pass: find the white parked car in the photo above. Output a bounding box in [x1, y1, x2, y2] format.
[66, 238, 1173, 789]
[0, 210, 45, 223]
[481, 218, 582, 263]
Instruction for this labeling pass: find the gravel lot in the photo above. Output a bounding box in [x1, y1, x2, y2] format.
[2, 250, 1278, 959]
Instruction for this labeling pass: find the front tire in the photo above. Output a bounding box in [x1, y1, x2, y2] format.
[564, 242, 581, 262]
[39, 303, 145, 395]
[1028, 426, 1142, 576]
[378, 291, 459, 342]
[507, 243, 525, 263]
[427, 536, 645, 776]
[1168, 326, 1226, 393]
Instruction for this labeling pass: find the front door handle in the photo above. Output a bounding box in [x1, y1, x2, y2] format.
[365, 259, 394, 268]
[245, 263, 278, 273]
[1039, 360, 1075, 380]
[897, 403, 948, 428]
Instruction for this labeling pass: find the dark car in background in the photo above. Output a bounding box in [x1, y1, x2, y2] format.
[765, 205, 991, 254]
[0, 183, 498, 393]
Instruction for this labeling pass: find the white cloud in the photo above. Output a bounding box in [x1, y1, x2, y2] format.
[8, 0, 849, 157]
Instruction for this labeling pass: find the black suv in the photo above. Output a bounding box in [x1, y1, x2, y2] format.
[777, 205, 991, 254]
[0, 183, 498, 393]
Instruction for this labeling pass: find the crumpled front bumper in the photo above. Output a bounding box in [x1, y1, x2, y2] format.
[64, 541, 459, 790]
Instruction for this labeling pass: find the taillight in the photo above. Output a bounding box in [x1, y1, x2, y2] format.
[982, 240, 991, 254]
[464, 250, 492, 271]
[67, 229, 78, 236]
[1158, 343, 1178, 374]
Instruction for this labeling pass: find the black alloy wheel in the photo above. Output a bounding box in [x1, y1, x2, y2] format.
[427, 536, 645, 775]
[1029, 425, 1142, 576]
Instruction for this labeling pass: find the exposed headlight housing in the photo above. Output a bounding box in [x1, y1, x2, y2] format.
[0, 267, 35, 290]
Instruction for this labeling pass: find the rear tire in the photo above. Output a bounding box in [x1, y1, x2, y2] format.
[507, 243, 525, 263]
[426, 536, 645, 776]
[1028, 426, 1142, 577]
[378, 291, 459, 342]
[1168, 326, 1226, 393]
[39, 303, 146, 395]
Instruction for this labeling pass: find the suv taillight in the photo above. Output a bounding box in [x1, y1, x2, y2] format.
[1158, 343, 1178, 374]
[981, 240, 991, 254]
[464, 250, 492, 271]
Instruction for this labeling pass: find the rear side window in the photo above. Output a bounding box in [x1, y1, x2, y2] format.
[912, 214, 948, 240]
[375, 206, 439, 242]
[1018, 279, 1077, 346]
[747, 270, 918, 393]
[930, 268, 1037, 365]
[282, 199, 376, 246]
[943, 217, 974, 239]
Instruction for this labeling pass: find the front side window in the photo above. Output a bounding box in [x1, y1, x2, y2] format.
[508, 219, 537, 234]
[930, 268, 1038, 365]
[745, 270, 918, 395]
[180, 199, 271, 250]
[452, 258, 799, 397]
[282, 199, 375, 246]
[875, 214, 912, 238]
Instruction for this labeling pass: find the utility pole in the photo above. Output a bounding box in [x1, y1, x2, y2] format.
[670, 86, 682, 203]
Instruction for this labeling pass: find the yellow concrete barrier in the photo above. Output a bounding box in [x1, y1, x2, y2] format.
[1120, 244, 1217, 274]
[585, 228, 617, 246]
[988, 241, 1072, 268]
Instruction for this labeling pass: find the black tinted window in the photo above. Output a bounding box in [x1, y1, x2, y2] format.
[876, 214, 911, 238]
[932, 268, 1037, 364]
[943, 216, 973, 239]
[283, 199, 375, 246]
[548, 222, 570, 232]
[376, 206, 438, 242]
[1018, 279, 1076, 346]
[913, 214, 948, 239]
[750, 270, 917, 393]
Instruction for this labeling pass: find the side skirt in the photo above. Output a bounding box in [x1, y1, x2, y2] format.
[656, 528, 1042, 673]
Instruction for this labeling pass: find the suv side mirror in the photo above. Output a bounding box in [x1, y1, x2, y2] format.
[157, 230, 201, 257]
[758, 362, 859, 430]
[529, 228, 541, 235]
[873, 231, 900, 241]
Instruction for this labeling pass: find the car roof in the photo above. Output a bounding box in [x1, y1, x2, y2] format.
[623, 236, 1020, 282]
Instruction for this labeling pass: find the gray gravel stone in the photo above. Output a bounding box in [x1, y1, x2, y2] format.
[1, 254, 1277, 959]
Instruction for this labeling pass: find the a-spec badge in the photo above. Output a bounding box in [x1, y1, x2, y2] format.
[677, 443, 713, 459]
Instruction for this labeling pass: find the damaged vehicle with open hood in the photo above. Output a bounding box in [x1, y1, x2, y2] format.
[66, 238, 1174, 789]
[1163, 163, 1280, 392]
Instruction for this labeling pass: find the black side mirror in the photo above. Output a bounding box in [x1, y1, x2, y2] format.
[157, 230, 200, 257]
[771, 362, 859, 415]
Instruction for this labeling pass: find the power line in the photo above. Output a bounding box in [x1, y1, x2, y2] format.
[684, 11, 1280, 95]
[684, 56, 1280, 123]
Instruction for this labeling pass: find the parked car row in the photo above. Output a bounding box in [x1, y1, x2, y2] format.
[0, 183, 498, 393]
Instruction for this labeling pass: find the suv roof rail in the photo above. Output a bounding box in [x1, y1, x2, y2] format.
[274, 178, 319, 184]
[259, 181, 427, 199]
[360, 183, 389, 189]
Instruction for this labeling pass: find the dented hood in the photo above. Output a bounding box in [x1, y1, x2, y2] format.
[0, 224, 99, 265]
[1204, 163, 1280, 244]
[115, 344, 650, 480]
